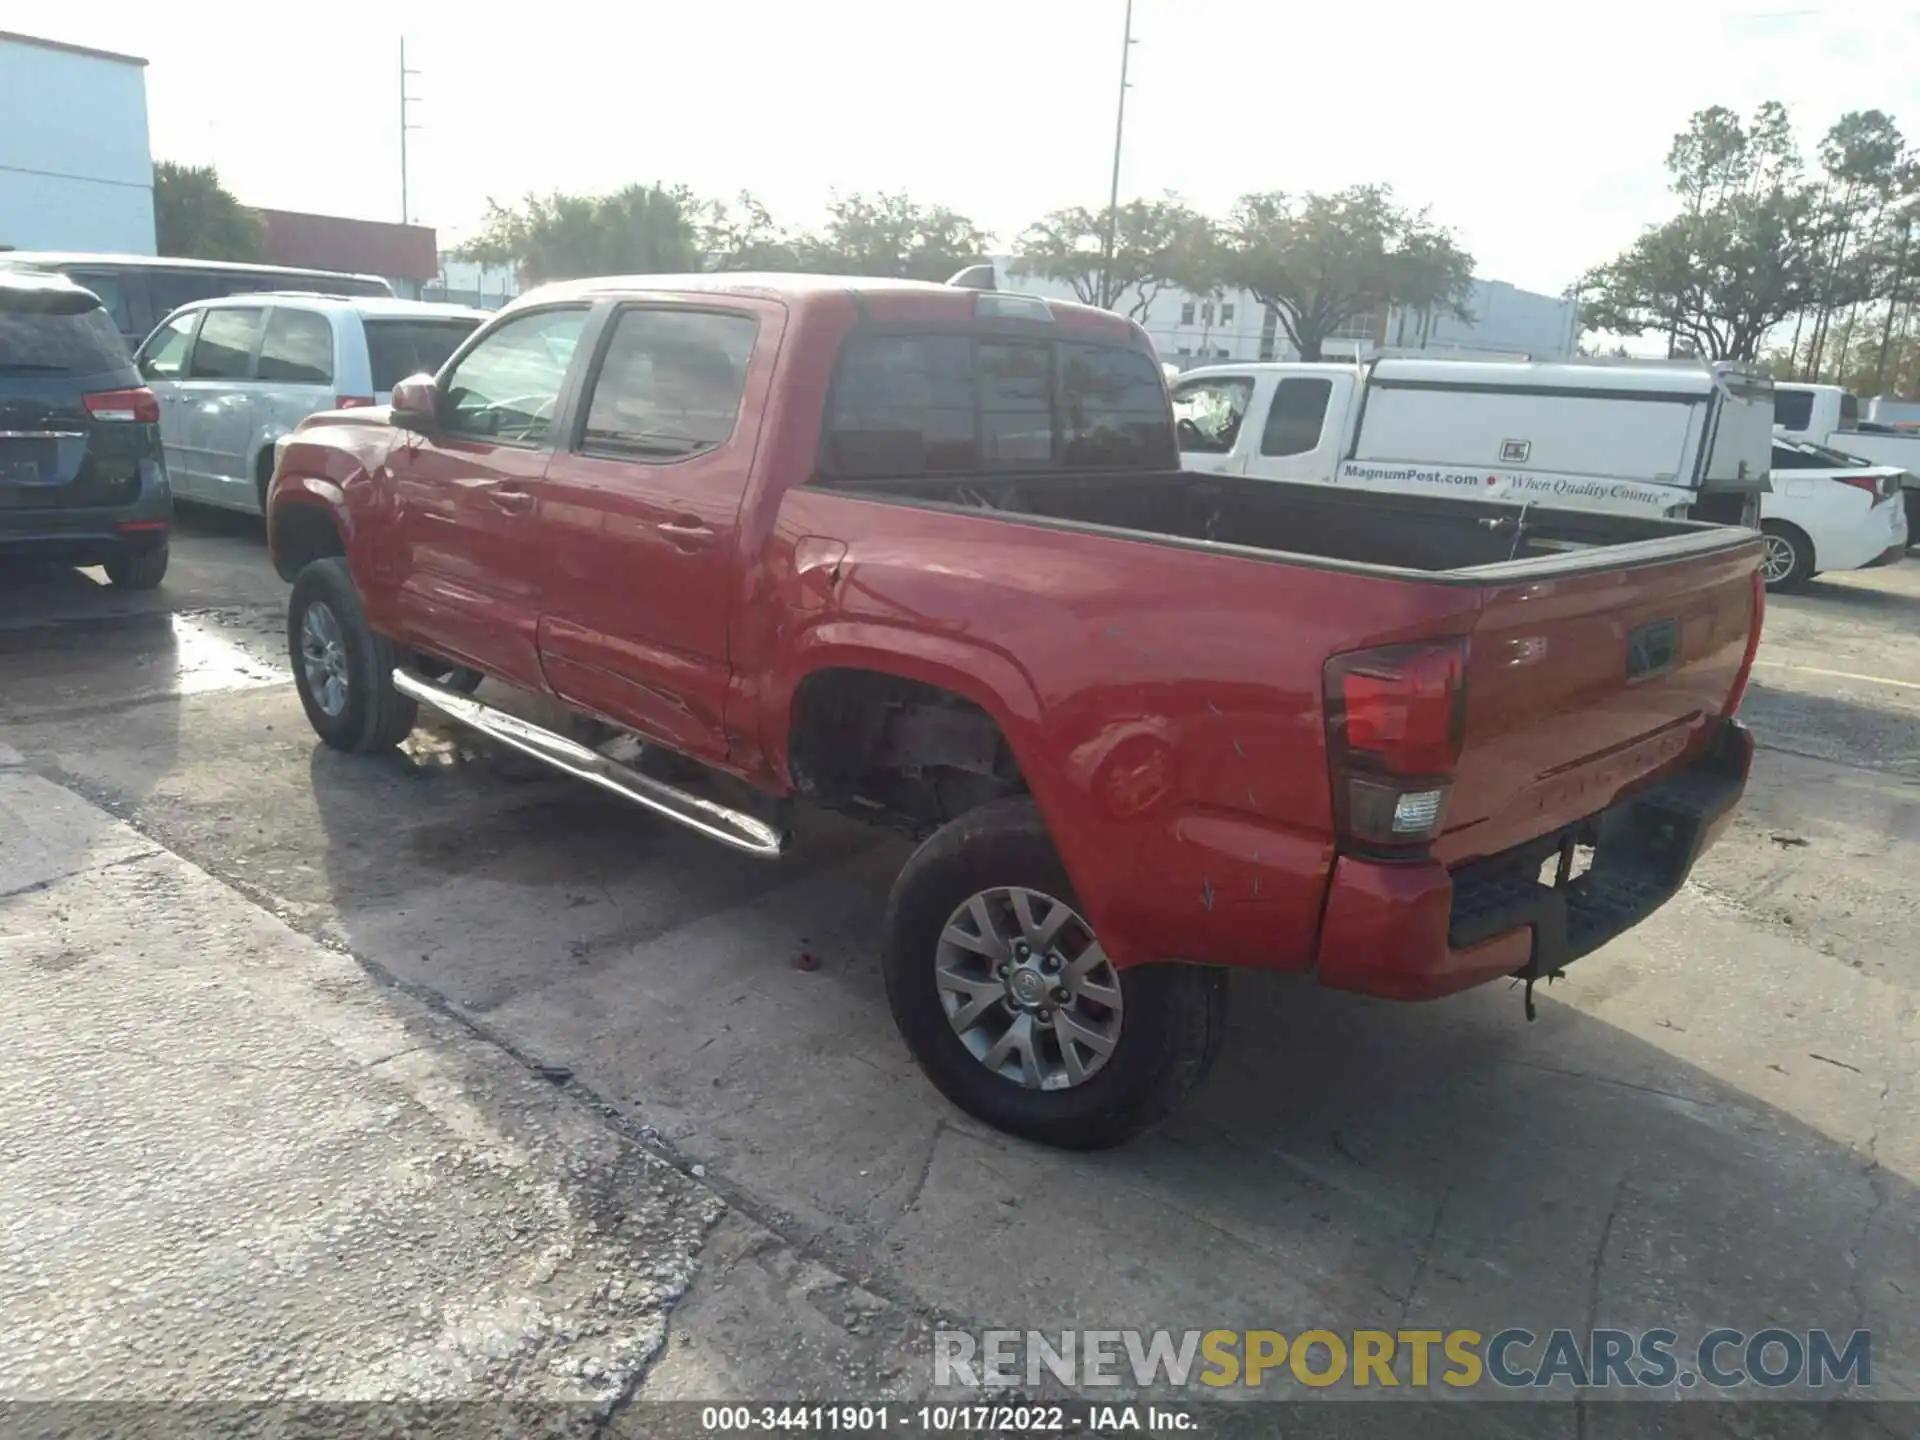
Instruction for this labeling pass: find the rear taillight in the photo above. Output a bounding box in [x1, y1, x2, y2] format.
[335, 394, 376, 410]
[83, 387, 160, 423]
[1724, 568, 1766, 716]
[1323, 638, 1469, 850]
[1834, 474, 1894, 502]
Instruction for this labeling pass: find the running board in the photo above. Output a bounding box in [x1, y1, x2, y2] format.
[392, 670, 789, 858]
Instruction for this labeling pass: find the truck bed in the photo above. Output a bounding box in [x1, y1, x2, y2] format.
[812, 468, 1745, 578]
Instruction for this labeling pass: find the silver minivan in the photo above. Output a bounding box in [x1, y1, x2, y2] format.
[134, 293, 485, 515]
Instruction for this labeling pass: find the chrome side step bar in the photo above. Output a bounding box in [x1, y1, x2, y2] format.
[392, 670, 789, 858]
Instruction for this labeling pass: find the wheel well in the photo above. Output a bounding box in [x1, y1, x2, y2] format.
[787, 669, 1026, 839]
[272, 501, 346, 583]
[255, 445, 275, 507]
[1762, 517, 1814, 567]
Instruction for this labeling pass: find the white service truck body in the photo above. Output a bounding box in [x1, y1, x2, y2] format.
[1173, 358, 1774, 523]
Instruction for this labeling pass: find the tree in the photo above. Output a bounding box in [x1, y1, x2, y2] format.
[457, 183, 706, 285]
[798, 192, 992, 281]
[1581, 188, 1826, 360]
[152, 161, 263, 262]
[702, 192, 802, 272]
[1011, 197, 1222, 319]
[1220, 186, 1473, 361]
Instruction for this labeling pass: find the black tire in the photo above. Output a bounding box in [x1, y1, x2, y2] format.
[288, 558, 418, 752]
[882, 797, 1227, 1150]
[1760, 521, 1814, 592]
[102, 545, 168, 589]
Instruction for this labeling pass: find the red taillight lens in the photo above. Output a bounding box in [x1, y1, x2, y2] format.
[1724, 568, 1766, 716]
[335, 395, 376, 410]
[84, 387, 160, 423]
[1324, 638, 1469, 848]
[1834, 474, 1890, 502]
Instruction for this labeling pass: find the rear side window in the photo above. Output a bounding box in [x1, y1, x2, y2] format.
[822, 333, 1172, 477]
[1769, 445, 1825, 471]
[1059, 344, 1176, 467]
[1260, 378, 1334, 457]
[258, 308, 334, 384]
[1773, 390, 1813, 431]
[1839, 391, 1861, 427]
[364, 319, 482, 391]
[0, 289, 132, 375]
[189, 308, 265, 380]
[149, 270, 231, 317]
[66, 271, 132, 334]
[579, 308, 759, 460]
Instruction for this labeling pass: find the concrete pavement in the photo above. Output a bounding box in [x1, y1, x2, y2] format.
[0, 752, 933, 1410]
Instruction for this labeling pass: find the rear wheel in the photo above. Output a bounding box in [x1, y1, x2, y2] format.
[288, 558, 418, 752]
[882, 797, 1227, 1149]
[1760, 521, 1814, 592]
[103, 545, 168, 590]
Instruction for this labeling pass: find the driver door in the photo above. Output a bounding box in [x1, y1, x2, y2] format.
[384, 304, 590, 693]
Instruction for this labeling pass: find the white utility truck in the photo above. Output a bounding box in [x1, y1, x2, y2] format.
[1173, 357, 1774, 526]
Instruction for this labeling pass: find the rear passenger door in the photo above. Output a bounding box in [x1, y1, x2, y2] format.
[537, 301, 772, 763]
[253, 306, 338, 509]
[176, 305, 266, 511]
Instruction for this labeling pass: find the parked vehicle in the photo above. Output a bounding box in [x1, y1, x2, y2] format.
[1173, 358, 1773, 526]
[1772, 382, 1920, 540]
[267, 274, 1762, 1148]
[135, 294, 484, 517]
[0, 271, 170, 587]
[0, 253, 394, 350]
[1759, 439, 1907, 590]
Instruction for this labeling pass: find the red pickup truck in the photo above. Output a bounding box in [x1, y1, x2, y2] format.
[268, 273, 1763, 1149]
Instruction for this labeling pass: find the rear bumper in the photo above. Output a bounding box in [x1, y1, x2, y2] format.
[0, 470, 172, 566]
[1314, 717, 1754, 1000]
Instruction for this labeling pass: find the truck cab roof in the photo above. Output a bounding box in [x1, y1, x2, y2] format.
[509, 272, 1147, 343]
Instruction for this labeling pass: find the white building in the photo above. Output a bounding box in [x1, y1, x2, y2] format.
[422, 256, 521, 311]
[0, 31, 155, 255]
[989, 259, 1578, 368]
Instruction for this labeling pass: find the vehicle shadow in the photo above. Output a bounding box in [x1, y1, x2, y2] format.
[170, 500, 267, 544]
[289, 735, 1915, 1405]
[1740, 679, 1920, 782]
[1778, 574, 1920, 621]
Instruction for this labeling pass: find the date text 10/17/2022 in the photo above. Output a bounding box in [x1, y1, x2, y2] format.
[698, 1405, 1195, 1433]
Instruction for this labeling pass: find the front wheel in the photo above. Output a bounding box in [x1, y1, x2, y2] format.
[882, 797, 1227, 1149]
[288, 558, 418, 752]
[1760, 521, 1814, 592]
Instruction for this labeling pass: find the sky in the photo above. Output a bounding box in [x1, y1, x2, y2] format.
[10, 0, 1920, 296]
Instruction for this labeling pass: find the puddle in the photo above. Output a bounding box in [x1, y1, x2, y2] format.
[168, 614, 288, 697]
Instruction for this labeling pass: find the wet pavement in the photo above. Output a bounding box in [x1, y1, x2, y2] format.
[1, 506, 1916, 1423]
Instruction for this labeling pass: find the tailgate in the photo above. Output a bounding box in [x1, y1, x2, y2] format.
[1437, 538, 1761, 867]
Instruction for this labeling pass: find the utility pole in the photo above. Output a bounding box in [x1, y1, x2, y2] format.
[400, 37, 423, 225]
[1098, 0, 1137, 310]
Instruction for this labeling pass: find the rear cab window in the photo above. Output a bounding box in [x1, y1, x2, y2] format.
[364, 318, 483, 392]
[822, 331, 1173, 478]
[0, 287, 133, 378]
[1773, 389, 1814, 432]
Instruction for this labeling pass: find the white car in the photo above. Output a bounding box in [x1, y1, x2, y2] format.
[1761, 438, 1908, 591]
[133, 293, 485, 516]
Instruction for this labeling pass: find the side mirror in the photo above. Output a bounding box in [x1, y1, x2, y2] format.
[390, 374, 440, 430]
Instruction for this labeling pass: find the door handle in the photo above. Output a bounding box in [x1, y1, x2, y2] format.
[490, 486, 535, 515]
[657, 516, 716, 549]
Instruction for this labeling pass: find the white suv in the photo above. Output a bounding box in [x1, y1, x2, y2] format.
[134, 293, 486, 515]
